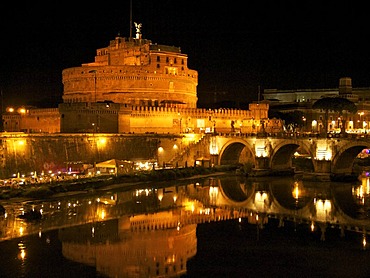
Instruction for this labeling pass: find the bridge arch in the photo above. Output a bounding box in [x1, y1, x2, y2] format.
[331, 139, 370, 175]
[218, 138, 254, 166]
[270, 140, 314, 171]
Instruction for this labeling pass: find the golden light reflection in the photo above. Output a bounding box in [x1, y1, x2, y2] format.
[209, 186, 219, 204]
[99, 209, 106, 220]
[292, 181, 300, 200]
[315, 199, 332, 221]
[184, 201, 195, 212]
[353, 175, 370, 205]
[363, 234, 367, 250]
[18, 242, 26, 260]
[254, 191, 269, 211]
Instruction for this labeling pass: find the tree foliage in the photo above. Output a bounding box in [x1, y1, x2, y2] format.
[268, 110, 305, 132]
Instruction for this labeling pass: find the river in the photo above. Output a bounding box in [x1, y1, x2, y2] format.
[1, 173, 370, 278]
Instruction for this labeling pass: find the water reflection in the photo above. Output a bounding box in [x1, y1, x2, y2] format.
[1, 174, 370, 277]
[59, 218, 196, 277]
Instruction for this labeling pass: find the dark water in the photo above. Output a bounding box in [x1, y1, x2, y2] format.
[1, 175, 370, 278]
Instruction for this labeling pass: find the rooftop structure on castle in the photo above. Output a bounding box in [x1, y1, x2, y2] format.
[62, 24, 198, 109]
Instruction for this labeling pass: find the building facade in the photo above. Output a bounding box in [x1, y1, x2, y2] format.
[263, 77, 370, 133]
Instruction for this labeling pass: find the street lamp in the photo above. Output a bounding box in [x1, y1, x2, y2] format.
[89, 70, 97, 102]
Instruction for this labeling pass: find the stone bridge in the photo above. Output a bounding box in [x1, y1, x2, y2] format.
[203, 133, 370, 179]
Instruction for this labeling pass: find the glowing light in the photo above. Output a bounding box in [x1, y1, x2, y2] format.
[210, 136, 218, 155]
[292, 182, 300, 200]
[363, 234, 367, 250]
[18, 108, 26, 114]
[255, 140, 268, 157]
[18, 242, 26, 260]
[184, 201, 195, 212]
[316, 142, 332, 160]
[97, 137, 107, 147]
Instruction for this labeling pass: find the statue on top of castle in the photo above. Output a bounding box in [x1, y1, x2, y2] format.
[134, 22, 142, 39]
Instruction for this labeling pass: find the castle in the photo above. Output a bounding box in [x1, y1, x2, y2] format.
[2, 25, 278, 135]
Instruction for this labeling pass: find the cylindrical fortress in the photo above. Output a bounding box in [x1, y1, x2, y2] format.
[62, 36, 198, 108]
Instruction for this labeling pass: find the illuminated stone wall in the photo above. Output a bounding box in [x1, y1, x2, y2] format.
[62, 36, 198, 109]
[2, 108, 60, 133]
[0, 134, 170, 178]
[2, 101, 282, 135]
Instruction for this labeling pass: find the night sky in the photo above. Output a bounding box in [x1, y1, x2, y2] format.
[1, 1, 370, 108]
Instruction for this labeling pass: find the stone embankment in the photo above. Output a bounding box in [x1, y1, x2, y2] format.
[0, 166, 234, 203]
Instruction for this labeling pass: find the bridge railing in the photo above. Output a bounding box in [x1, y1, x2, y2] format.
[216, 132, 319, 138]
[215, 131, 370, 140]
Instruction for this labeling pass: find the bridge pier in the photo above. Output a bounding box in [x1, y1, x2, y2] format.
[255, 157, 269, 169]
[304, 160, 331, 181]
[250, 157, 272, 176]
[315, 160, 331, 173]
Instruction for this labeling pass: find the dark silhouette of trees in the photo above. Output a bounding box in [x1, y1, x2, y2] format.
[268, 110, 305, 132]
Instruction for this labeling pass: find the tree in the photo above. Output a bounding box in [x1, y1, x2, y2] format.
[268, 110, 305, 132]
[312, 97, 357, 134]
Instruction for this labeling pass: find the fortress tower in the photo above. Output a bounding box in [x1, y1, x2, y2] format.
[62, 25, 198, 109]
[3, 25, 273, 134]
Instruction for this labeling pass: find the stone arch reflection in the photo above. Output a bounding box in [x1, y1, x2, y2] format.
[217, 175, 254, 203]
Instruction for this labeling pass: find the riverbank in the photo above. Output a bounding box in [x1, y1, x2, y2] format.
[0, 165, 235, 202]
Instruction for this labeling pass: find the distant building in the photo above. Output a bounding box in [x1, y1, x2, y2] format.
[263, 77, 370, 133]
